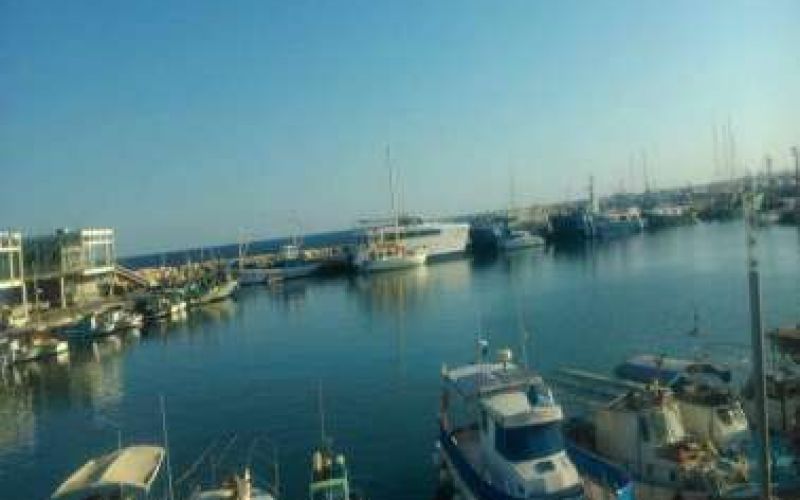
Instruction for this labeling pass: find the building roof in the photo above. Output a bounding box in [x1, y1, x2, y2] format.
[51, 445, 164, 498]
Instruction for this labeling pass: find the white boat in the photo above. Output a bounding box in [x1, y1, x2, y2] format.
[437, 345, 634, 500]
[359, 216, 469, 261]
[238, 244, 321, 285]
[353, 241, 427, 273]
[191, 468, 276, 500]
[51, 445, 165, 499]
[615, 354, 749, 452]
[499, 229, 546, 251]
[555, 368, 782, 500]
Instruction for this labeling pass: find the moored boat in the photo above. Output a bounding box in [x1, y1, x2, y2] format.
[499, 229, 546, 251]
[51, 445, 165, 500]
[437, 344, 634, 500]
[353, 241, 427, 273]
[642, 205, 697, 229]
[186, 278, 238, 307]
[309, 444, 362, 500]
[238, 244, 322, 285]
[57, 306, 143, 339]
[358, 216, 469, 262]
[556, 367, 789, 499]
[615, 354, 748, 452]
[191, 468, 276, 500]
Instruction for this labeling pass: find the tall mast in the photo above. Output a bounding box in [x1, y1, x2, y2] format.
[745, 188, 772, 500]
[792, 146, 799, 222]
[386, 145, 399, 240]
[318, 382, 326, 446]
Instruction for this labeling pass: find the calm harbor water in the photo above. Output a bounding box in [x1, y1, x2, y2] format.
[2, 222, 799, 500]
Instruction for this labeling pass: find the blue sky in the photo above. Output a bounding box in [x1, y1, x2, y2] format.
[2, 0, 798, 255]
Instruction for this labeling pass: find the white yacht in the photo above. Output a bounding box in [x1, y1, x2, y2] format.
[437, 345, 633, 500]
[353, 239, 427, 273]
[358, 216, 469, 261]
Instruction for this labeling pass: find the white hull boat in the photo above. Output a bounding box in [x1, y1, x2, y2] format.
[500, 230, 545, 251]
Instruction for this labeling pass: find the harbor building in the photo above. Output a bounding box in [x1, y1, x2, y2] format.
[23, 228, 116, 309]
[0, 231, 28, 327]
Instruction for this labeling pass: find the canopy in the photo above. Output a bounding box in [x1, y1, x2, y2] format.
[52, 445, 165, 498]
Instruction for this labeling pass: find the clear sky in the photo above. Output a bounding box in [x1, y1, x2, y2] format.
[2, 0, 798, 255]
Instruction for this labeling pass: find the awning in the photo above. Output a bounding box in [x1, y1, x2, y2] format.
[52, 445, 165, 498]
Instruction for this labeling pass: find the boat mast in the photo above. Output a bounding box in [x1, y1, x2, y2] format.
[318, 381, 327, 447]
[745, 186, 772, 500]
[792, 146, 799, 222]
[160, 395, 176, 500]
[386, 145, 399, 244]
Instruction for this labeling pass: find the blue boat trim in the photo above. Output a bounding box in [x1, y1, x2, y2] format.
[565, 442, 635, 500]
[439, 425, 633, 500]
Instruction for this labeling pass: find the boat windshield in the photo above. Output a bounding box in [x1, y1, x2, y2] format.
[312, 484, 347, 500]
[495, 422, 565, 462]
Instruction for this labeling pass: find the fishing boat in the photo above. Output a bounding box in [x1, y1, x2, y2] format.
[191, 468, 276, 500]
[555, 368, 784, 499]
[353, 237, 427, 273]
[548, 209, 596, 242]
[51, 445, 165, 500]
[58, 306, 143, 339]
[238, 243, 322, 285]
[642, 205, 697, 229]
[499, 229, 546, 251]
[593, 208, 644, 239]
[437, 344, 634, 500]
[134, 292, 187, 323]
[615, 355, 748, 452]
[309, 444, 362, 500]
[186, 277, 238, 307]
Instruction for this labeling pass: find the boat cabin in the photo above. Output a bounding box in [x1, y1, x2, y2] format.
[440, 357, 584, 499]
[616, 354, 747, 452]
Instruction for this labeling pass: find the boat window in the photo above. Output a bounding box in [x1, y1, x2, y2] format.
[535, 460, 555, 474]
[494, 422, 565, 462]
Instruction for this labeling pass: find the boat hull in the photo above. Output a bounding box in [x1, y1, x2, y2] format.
[238, 262, 320, 284]
[500, 235, 545, 251]
[357, 254, 426, 273]
[437, 427, 621, 500]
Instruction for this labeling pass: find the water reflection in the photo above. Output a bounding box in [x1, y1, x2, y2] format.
[349, 267, 430, 316]
[269, 280, 309, 313]
[0, 333, 133, 459]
